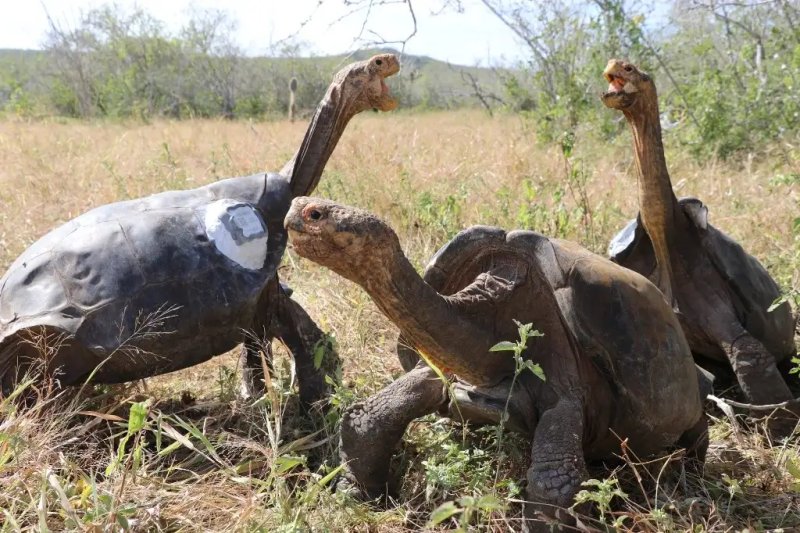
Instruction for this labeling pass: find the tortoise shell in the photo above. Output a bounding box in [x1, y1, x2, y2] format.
[0, 172, 290, 383]
[609, 197, 795, 360]
[400, 225, 702, 454]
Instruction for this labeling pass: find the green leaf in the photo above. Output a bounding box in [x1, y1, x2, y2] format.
[429, 501, 462, 526]
[313, 341, 326, 370]
[786, 458, 800, 480]
[489, 341, 517, 352]
[525, 361, 547, 381]
[476, 494, 505, 511]
[274, 456, 304, 474]
[157, 440, 182, 457]
[458, 495, 475, 507]
[127, 400, 150, 433]
[317, 464, 345, 487]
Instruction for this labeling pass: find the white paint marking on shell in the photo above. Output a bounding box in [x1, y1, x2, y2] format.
[204, 200, 269, 270]
[608, 218, 638, 257]
[623, 81, 638, 93]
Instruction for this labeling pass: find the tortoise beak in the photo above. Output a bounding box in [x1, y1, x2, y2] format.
[284, 198, 309, 234]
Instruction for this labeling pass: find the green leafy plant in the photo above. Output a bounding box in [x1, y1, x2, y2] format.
[428, 494, 505, 531]
[422, 440, 494, 501]
[106, 399, 151, 477]
[573, 477, 628, 525]
[489, 320, 546, 383]
[487, 320, 544, 453]
[786, 458, 800, 492]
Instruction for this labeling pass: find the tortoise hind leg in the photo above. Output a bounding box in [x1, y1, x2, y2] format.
[339, 365, 447, 499]
[523, 399, 588, 533]
[1, 327, 93, 401]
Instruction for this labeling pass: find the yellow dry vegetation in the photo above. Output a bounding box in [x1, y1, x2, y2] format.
[0, 111, 798, 531]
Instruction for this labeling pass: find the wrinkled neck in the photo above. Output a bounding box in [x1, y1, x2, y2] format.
[358, 249, 513, 386]
[282, 84, 355, 197]
[624, 100, 677, 211]
[621, 90, 683, 301]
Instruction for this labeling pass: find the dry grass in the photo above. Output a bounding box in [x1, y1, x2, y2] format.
[0, 111, 798, 531]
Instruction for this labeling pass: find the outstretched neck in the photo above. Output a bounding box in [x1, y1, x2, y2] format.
[281, 83, 354, 197]
[623, 99, 678, 224]
[360, 249, 514, 386]
[622, 92, 681, 303]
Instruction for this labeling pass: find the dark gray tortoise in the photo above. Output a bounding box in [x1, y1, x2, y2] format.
[285, 197, 707, 530]
[0, 54, 399, 405]
[601, 59, 798, 436]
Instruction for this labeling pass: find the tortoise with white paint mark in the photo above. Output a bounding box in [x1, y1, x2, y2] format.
[601, 59, 797, 437]
[0, 54, 399, 404]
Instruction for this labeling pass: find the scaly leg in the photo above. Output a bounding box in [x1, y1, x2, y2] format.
[339, 365, 447, 499]
[239, 335, 274, 400]
[723, 329, 799, 438]
[523, 399, 588, 533]
[274, 291, 340, 407]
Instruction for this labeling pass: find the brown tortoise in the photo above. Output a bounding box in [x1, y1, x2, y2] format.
[0, 55, 399, 405]
[285, 197, 707, 530]
[601, 59, 798, 436]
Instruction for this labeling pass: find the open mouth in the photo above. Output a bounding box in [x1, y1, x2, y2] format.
[601, 71, 636, 108]
[605, 73, 626, 94]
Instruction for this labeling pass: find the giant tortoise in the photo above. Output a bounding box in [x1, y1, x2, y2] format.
[284, 197, 707, 530]
[0, 54, 399, 405]
[601, 59, 797, 435]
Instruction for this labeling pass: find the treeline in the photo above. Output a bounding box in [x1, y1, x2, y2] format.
[0, 7, 360, 119]
[0, 6, 500, 120]
[491, 0, 800, 158]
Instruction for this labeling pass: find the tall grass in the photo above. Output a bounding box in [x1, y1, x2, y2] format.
[0, 111, 798, 531]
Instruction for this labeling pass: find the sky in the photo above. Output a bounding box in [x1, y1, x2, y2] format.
[0, 0, 527, 66]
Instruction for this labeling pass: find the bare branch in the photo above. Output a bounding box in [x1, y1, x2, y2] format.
[707, 394, 800, 412]
[458, 68, 504, 116]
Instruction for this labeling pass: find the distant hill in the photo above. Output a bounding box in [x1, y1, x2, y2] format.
[0, 47, 510, 118]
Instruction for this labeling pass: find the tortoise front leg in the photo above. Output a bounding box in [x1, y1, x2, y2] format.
[273, 289, 340, 407]
[722, 329, 799, 438]
[240, 335, 274, 400]
[524, 399, 588, 533]
[395, 334, 420, 373]
[340, 365, 447, 499]
[676, 413, 709, 468]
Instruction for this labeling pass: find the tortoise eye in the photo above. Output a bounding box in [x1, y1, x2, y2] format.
[624, 65, 633, 72]
[375, 59, 383, 66]
[308, 209, 323, 221]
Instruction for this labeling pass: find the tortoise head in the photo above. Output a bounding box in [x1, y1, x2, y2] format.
[285, 54, 399, 198]
[601, 59, 654, 111]
[284, 196, 400, 284]
[335, 53, 400, 113]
